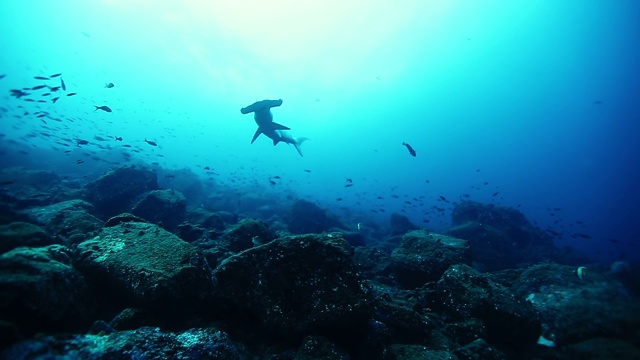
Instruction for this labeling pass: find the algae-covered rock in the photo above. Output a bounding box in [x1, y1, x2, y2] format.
[0, 221, 53, 253]
[1, 327, 246, 359]
[0, 245, 94, 336]
[84, 165, 158, 218]
[213, 232, 371, 340]
[390, 230, 471, 289]
[131, 189, 186, 230]
[74, 222, 214, 307]
[28, 199, 102, 244]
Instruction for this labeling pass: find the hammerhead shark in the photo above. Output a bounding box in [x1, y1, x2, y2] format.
[240, 99, 308, 156]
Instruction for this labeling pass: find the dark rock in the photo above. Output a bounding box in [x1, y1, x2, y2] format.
[0, 167, 70, 208]
[288, 199, 347, 234]
[212, 233, 371, 342]
[387, 344, 457, 360]
[223, 218, 278, 252]
[188, 209, 226, 231]
[433, 264, 541, 355]
[446, 201, 558, 271]
[389, 212, 419, 236]
[390, 230, 471, 289]
[294, 335, 350, 360]
[1, 327, 246, 359]
[84, 165, 158, 218]
[28, 199, 102, 244]
[0, 245, 95, 337]
[131, 189, 186, 231]
[453, 338, 508, 360]
[0, 221, 53, 254]
[176, 221, 207, 242]
[511, 262, 640, 347]
[103, 212, 147, 227]
[371, 285, 438, 344]
[564, 338, 640, 360]
[74, 222, 214, 308]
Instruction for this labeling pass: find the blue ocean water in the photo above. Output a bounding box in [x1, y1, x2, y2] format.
[1, 0, 638, 265]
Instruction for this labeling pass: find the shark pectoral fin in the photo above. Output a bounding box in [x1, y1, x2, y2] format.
[251, 128, 263, 144]
[271, 122, 290, 131]
[272, 139, 280, 146]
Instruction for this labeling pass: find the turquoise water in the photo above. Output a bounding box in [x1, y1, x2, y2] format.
[1, 1, 638, 264]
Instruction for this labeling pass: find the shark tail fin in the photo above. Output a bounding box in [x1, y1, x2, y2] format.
[293, 137, 309, 157]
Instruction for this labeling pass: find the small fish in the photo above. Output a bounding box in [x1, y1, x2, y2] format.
[576, 266, 587, 280]
[0, 74, 5, 79]
[66, 93, 77, 97]
[114, 136, 123, 141]
[94, 105, 112, 112]
[76, 159, 85, 164]
[64, 150, 71, 153]
[304, 169, 312, 173]
[269, 180, 276, 185]
[144, 138, 158, 146]
[105, 82, 114, 88]
[76, 139, 89, 145]
[34, 76, 49, 80]
[49, 86, 61, 92]
[439, 195, 447, 202]
[32, 85, 47, 90]
[346, 178, 352, 183]
[49, 73, 62, 78]
[41, 93, 51, 97]
[402, 142, 416, 157]
[61, 78, 66, 91]
[272, 176, 281, 179]
[344, 183, 353, 188]
[492, 192, 499, 197]
[204, 166, 211, 170]
[51, 97, 60, 103]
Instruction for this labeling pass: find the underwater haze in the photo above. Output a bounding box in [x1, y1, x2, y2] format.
[1, 0, 639, 264]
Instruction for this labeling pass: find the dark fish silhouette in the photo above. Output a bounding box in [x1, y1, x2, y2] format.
[402, 142, 416, 157]
[51, 97, 60, 103]
[60, 78, 66, 91]
[105, 82, 114, 88]
[144, 138, 158, 146]
[114, 136, 123, 141]
[76, 139, 89, 145]
[34, 76, 49, 80]
[49, 86, 61, 92]
[94, 105, 112, 112]
[0, 74, 5, 79]
[32, 85, 47, 90]
[66, 92, 77, 97]
[50, 73, 62, 78]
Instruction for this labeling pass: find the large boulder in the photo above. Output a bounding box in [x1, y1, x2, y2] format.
[288, 199, 347, 234]
[432, 264, 541, 355]
[390, 230, 471, 289]
[1, 327, 246, 359]
[389, 213, 419, 236]
[512, 263, 640, 347]
[0, 245, 95, 337]
[0, 167, 70, 208]
[74, 222, 214, 308]
[0, 222, 53, 254]
[28, 199, 103, 245]
[84, 165, 158, 218]
[131, 189, 187, 231]
[212, 233, 371, 341]
[446, 201, 558, 271]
